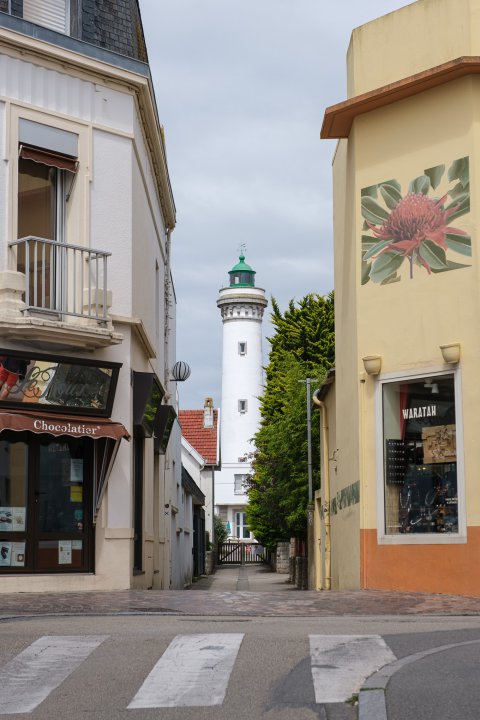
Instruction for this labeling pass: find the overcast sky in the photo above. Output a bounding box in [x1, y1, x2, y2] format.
[139, 0, 411, 409]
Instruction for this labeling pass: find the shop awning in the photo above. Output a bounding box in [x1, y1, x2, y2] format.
[0, 410, 130, 523]
[0, 411, 130, 441]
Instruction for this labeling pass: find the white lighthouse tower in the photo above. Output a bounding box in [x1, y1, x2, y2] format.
[216, 253, 268, 540]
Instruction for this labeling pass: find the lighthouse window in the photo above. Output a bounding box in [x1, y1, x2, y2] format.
[238, 399, 248, 414]
[381, 373, 460, 538]
[238, 342, 247, 355]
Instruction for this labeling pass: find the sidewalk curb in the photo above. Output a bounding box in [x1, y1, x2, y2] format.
[358, 638, 480, 720]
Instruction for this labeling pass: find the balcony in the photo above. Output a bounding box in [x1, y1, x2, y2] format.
[0, 237, 122, 350]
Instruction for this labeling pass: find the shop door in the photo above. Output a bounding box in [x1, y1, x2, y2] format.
[35, 439, 92, 571]
[0, 433, 93, 573]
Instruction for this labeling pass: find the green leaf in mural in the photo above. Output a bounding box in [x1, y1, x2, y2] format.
[361, 260, 371, 285]
[361, 235, 379, 251]
[418, 240, 448, 270]
[446, 193, 470, 222]
[370, 251, 404, 284]
[361, 184, 378, 199]
[445, 232, 472, 257]
[449, 181, 468, 200]
[424, 163, 445, 190]
[381, 273, 401, 285]
[361, 196, 390, 225]
[448, 157, 469, 188]
[363, 239, 391, 261]
[431, 259, 471, 274]
[379, 181, 402, 209]
[409, 175, 431, 195]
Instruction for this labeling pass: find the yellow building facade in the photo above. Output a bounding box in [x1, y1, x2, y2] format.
[319, 0, 480, 596]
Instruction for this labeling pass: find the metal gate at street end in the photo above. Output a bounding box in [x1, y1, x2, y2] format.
[218, 542, 267, 565]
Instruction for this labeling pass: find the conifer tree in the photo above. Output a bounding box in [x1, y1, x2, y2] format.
[246, 293, 334, 549]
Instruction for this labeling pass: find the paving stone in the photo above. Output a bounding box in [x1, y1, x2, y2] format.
[1, 565, 480, 618]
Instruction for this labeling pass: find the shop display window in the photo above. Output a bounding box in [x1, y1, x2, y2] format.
[382, 373, 458, 535]
[0, 433, 92, 573]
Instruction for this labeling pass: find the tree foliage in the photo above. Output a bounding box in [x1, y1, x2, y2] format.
[246, 293, 334, 550]
[213, 514, 228, 545]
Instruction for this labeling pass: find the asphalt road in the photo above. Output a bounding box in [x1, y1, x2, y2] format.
[1, 614, 480, 719]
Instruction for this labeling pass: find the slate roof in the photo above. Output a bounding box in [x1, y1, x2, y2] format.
[178, 409, 220, 467]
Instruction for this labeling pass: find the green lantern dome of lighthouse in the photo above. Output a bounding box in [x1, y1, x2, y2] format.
[228, 254, 256, 287]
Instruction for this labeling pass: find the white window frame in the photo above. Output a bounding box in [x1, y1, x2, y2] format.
[234, 474, 247, 495]
[234, 510, 250, 540]
[375, 365, 466, 545]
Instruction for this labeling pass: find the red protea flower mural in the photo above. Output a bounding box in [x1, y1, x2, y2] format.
[361, 158, 471, 284]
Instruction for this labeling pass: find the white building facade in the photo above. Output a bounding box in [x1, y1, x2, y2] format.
[0, 1, 185, 592]
[216, 256, 267, 540]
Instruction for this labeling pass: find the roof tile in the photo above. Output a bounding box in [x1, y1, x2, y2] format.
[179, 409, 219, 466]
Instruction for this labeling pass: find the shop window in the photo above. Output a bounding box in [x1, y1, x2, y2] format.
[382, 373, 459, 537]
[0, 433, 93, 573]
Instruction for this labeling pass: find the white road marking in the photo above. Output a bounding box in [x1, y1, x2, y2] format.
[128, 633, 244, 709]
[0, 635, 108, 714]
[309, 634, 396, 703]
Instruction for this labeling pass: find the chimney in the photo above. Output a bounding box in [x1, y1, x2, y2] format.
[203, 397, 214, 428]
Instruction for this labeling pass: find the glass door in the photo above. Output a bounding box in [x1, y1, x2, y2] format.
[35, 439, 91, 571]
[235, 511, 250, 539]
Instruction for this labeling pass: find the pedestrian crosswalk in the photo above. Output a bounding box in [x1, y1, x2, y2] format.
[0, 632, 396, 714]
[128, 633, 244, 709]
[309, 635, 396, 703]
[0, 636, 108, 715]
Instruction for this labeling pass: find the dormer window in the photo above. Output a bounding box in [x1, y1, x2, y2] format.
[23, 0, 68, 34]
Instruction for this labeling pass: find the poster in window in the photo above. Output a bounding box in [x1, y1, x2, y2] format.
[0, 508, 12, 531]
[422, 425, 456, 463]
[70, 486, 83, 503]
[11, 507, 26, 532]
[58, 540, 72, 565]
[11, 542, 25, 567]
[0, 541, 11, 566]
[70, 459, 83, 484]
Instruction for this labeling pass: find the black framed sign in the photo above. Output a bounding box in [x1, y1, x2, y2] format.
[0, 348, 121, 417]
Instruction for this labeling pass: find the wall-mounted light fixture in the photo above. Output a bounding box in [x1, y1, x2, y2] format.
[362, 355, 382, 376]
[170, 361, 191, 382]
[439, 343, 460, 365]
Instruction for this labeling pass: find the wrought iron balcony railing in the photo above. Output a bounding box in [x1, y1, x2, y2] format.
[9, 236, 111, 322]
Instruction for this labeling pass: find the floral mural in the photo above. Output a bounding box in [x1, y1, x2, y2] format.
[361, 157, 471, 285]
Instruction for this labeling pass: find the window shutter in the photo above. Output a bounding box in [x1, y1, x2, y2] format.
[23, 0, 67, 34]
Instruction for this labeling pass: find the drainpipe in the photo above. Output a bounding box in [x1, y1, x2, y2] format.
[312, 390, 331, 591]
[164, 227, 172, 401]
